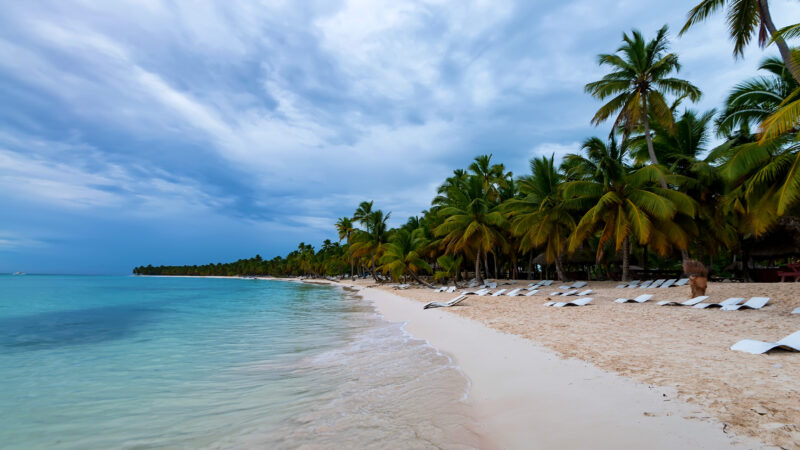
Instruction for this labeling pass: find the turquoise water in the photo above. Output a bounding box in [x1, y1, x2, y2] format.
[0, 275, 477, 449]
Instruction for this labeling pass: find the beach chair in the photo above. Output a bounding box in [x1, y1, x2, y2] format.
[558, 284, 572, 290]
[674, 278, 690, 287]
[462, 288, 490, 296]
[524, 289, 539, 296]
[693, 297, 744, 309]
[660, 279, 677, 288]
[576, 289, 593, 296]
[649, 279, 666, 288]
[434, 286, 447, 293]
[792, 307, 800, 314]
[571, 281, 587, 289]
[528, 282, 542, 288]
[555, 289, 577, 296]
[505, 288, 523, 296]
[615, 294, 653, 303]
[730, 331, 800, 354]
[658, 296, 709, 306]
[626, 280, 641, 288]
[638, 280, 654, 288]
[446, 286, 456, 293]
[424, 294, 468, 310]
[722, 297, 770, 311]
[490, 289, 508, 297]
[616, 282, 629, 288]
[545, 298, 593, 307]
[541, 280, 554, 286]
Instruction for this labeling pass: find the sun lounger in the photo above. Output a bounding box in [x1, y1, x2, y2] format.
[559, 290, 578, 296]
[541, 280, 554, 286]
[571, 281, 587, 289]
[524, 289, 539, 296]
[660, 279, 677, 288]
[658, 296, 709, 306]
[615, 294, 653, 303]
[649, 279, 666, 288]
[434, 286, 447, 293]
[545, 298, 593, 307]
[638, 280, 653, 288]
[446, 286, 456, 293]
[462, 288, 490, 296]
[730, 331, 800, 354]
[693, 297, 744, 309]
[506, 288, 524, 296]
[792, 307, 800, 314]
[674, 278, 689, 287]
[424, 294, 468, 310]
[721, 297, 770, 311]
[528, 282, 542, 287]
[490, 289, 508, 297]
[626, 280, 641, 288]
[558, 284, 572, 290]
[576, 289, 592, 296]
[616, 283, 628, 288]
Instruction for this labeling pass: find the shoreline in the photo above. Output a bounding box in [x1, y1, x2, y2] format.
[144, 275, 797, 447]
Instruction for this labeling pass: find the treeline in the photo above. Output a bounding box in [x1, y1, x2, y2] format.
[134, 6, 800, 283]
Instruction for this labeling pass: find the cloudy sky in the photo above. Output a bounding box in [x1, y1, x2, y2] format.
[1, 0, 798, 274]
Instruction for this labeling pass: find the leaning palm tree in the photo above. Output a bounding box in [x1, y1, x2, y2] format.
[679, 1, 800, 83]
[585, 25, 701, 188]
[349, 209, 391, 282]
[434, 254, 463, 287]
[379, 228, 434, 287]
[504, 155, 579, 282]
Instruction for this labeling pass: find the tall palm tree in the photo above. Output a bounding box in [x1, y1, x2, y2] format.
[352, 201, 374, 225]
[335, 217, 355, 277]
[564, 165, 697, 281]
[379, 228, 434, 287]
[679, 0, 800, 83]
[504, 155, 578, 282]
[350, 209, 391, 282]
[585, 25, 702, 188]
[435, 176, 507, 284]
[469, 154, 511, 202]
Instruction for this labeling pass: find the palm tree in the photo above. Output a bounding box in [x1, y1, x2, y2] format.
[435, 176, 507, 284]
[434, 254, 463, 287]
[350, 209, 391, 282]
[717, 56, 798, 137]
[469, 154, 511, 202]
[505, 155, 578, 282]
[352, 201, 374, 225]
[564, 165, 697, 281]
[335, 217, 355, 277]
[585, 25, 701, 188]
[679, 0, 800, 84]
[379, 228, 434, 287]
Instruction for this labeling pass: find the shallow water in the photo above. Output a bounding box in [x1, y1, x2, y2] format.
[0, 275, 478, 449]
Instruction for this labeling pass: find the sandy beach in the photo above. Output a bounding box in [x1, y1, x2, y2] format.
[290, 277, 800, 448]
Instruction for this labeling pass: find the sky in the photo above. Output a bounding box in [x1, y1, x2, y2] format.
[1, 0, 799, 274]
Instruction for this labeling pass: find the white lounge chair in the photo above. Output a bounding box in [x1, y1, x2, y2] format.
[674, 278, 690, 287]
[560, 289, 579, 296]
[638, 280, 654, 288]
[528, 282, 542, 288]
[541, 280, 554, 286]
[660, 279, 677, 288]
[658, 296, 709, 306]
[650, 279, 666, 288]
[434, 286, 447, 293]
[792, 307, 800, 314]
[524, 289, 539, 296]
[505, 288, 523, 296]
[626, 280, 641, 288]
[491, 289, 508, 297]
[558, 284, 572, 290]
[616, 283, 628, 288]
[424, 294, 468, 310]
[615, 294, 653, 303]
[576, 289, 593, 296]
[571, 281, 587, 289]
[721, 297, 770, 311]
[730, 331, 800, 354]
[446, 286, 456, 293]
[693, 297, 744, 309]
[545, 298, 593, 307]
[462, 288, 490, 296]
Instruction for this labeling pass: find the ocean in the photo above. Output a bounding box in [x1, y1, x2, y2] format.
[0, 275, 479, 449]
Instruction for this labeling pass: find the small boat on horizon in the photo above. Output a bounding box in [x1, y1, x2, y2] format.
[12, 272, 25, 275]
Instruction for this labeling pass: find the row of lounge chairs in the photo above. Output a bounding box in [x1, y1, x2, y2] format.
[616, 278, 689, 289]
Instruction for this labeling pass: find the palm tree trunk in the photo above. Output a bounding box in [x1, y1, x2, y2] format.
[527, 253, 533, 280]
[622, 237, 631, 281]
[554, 253, 570, 282]
[370, 255, 380, 283]
[407, 269, 434, 288]
[475, 251, 483, 284]
[483, 252, 489, 280]
[641, 96, 669, 189]
[493, 251, 499, 279]
[758, 0, 800, 84]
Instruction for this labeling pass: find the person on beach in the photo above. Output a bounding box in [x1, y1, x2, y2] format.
[683, 260, 708, 297]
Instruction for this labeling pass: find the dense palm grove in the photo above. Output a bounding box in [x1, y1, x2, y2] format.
[134, 3, 800, 283]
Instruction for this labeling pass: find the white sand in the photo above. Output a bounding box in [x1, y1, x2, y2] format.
[357, 286, 764, 449]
